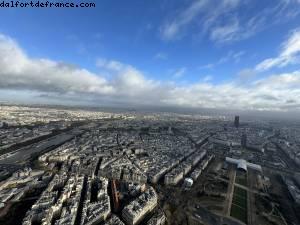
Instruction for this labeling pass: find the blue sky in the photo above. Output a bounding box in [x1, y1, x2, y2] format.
[1, 0, 300, 111]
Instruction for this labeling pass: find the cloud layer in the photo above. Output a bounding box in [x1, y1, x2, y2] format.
[0, 35, 113, 95]
[1, 34, 300, 111]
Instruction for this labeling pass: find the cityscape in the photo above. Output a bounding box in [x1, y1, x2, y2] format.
[1, 0, 300, 225]
[0, 104, 299, 225]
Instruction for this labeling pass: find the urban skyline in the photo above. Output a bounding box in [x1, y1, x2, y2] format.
[1, 0, 300, 111]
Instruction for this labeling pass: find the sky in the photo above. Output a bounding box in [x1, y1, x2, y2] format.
[1, 0, 300, 112]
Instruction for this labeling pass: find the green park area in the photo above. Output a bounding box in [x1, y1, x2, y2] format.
[230, 186, 248, 224]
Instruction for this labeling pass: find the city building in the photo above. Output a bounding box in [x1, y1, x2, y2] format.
[226, 157, 262, 172]
[241, 133, 247, 147]
[122, 187, 157, 225]
[234, 116, 239, 128]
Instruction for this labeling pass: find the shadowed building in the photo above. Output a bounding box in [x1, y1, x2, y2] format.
[241, 133, 247, 147]
[234, 116, 239, 128]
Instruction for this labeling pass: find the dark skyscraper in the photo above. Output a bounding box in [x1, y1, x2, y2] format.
[234, 116, 239, 128]
[241, 133, 247, 147]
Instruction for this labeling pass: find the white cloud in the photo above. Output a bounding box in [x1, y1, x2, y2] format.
[160, 0, 241, 41]
[0, 35, 114, 95]
[210, 18, 240, 43]
[255, 28, 300, 71]
[160, 0, 209, 40]
[282, 29, 300, 56]
[1, 33, 300, 111]
[199, 50, 245, 70]
[169, 71, 300, 110]
[218, 50, 245, 64]
[96, 58, 162, 99]
[96, 58, 128, 72]
[160, 0, 300, 43]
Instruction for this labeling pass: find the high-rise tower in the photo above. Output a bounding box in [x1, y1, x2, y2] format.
[234, 116, 239, 128]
